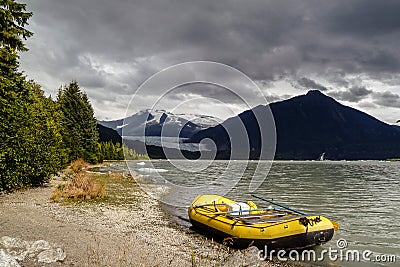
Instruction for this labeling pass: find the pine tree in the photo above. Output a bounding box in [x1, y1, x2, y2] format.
[1, 1, 66, 191]
[0, 0, 35, 190]
[25, 81, 67, 182]
[57, 81, 99, 163]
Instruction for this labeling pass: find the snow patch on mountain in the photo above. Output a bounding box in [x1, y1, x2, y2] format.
[98, 110, 222, 138]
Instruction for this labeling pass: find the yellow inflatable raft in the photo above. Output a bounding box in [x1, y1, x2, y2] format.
[188, 194, 337, 249]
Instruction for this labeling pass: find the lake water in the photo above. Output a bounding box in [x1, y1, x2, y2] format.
[108, 160, 400, 266]
[123, 136, 210, 151]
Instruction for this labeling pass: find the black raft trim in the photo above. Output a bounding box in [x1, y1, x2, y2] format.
[190, 219, 334, 250]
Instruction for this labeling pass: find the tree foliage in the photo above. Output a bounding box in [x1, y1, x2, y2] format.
[26, 81, 67, 174]
[57, 81, 99, 164]
[0, 0, 33, 78]
[98, 141, 150, 161]
[0, 0, 37, 190]
[0, 0, 149, 191]
[0, 0, 33, 51]
[0, 79, 66, 190]
[0, 1, 67, 191]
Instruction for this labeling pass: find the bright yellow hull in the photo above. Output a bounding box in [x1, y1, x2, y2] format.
[188, 194, 335, 249]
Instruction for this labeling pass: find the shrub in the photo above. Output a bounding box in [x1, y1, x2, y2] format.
[70, 158, 90, 174]
[51, 160, 105, 202]
[51, 173, 105, 202]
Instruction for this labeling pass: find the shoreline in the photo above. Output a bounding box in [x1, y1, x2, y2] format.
[0, 169, 286, 266]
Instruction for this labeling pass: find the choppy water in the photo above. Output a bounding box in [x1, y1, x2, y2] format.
[108, 160, 400, 266]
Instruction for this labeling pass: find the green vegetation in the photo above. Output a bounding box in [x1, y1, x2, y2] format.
[0, 0, 148, 192]
[57, 81, 99, 164]
[98, 141, 150, 161]
[98, 142, 124, 161]
[0, 0, 63, 190]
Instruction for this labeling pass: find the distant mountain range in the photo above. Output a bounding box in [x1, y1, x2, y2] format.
[97, 91, 400, 160]
[98, 109, 222, 138]
[189, 90, 400, 160]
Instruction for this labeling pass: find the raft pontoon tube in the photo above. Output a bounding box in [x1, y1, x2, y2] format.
[188, 194, 336, 249]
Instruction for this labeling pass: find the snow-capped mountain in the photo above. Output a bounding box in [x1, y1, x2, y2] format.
[174, 113, 223, 128]
[98, 110, 222, 138]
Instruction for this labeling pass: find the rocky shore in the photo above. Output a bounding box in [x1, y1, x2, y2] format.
[0, 170, 289, 267]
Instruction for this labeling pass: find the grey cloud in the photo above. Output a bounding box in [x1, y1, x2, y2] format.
[324, 0, 400, 36]
[265, 94, 293, 104]
[327, 76, 350, 88]
[264, 94, 283, 103]
[360, 49, 400, 73]
[24, 0, 400, 78]
[19, 0, 400, 120]
[297, 78, 328, 91]
[328, 86, 373, 103]
[349, 86, 373, 97]
[163, 83, 244, 104]
[373, 91, 400, 108]
[358, 101, 377, 109]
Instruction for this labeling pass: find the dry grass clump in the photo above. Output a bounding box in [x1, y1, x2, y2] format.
[70, 158, 90, 174]
[107, 172, 136, 183]
[51, 159, 105, 202]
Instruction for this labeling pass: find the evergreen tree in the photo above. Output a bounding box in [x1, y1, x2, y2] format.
[0, 0, 35, 190]
[57, 81, 99, 163]
[97, 141, 150, 161]
[1, 1, 65, 190]
[26, 81, 67, 181]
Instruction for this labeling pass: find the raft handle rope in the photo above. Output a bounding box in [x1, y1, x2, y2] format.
[299, 216, 321, 227]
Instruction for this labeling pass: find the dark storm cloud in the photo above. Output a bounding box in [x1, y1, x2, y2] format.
[164, 83, 247, 104]
[296, 78, 328, 91]
[350, 87, 373, 97]
[19, 0, 400, 120]
[373, 91, 400, 108]
[328, 86, 373, 103]
[298, 0, 400, 75]
[324, 0, 400, 36]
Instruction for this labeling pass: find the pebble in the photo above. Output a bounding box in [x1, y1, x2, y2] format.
[0, 172, 286, 266]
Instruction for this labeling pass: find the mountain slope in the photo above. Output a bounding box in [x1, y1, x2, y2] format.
[97, 124, 122, 144]
[189, 90, 400, 160]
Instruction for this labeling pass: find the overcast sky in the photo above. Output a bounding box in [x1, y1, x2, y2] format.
[19, 0, 400, 123]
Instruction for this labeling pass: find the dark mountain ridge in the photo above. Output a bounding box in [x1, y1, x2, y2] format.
[189, 90, 400, 160]
[97, 124, 122, 144]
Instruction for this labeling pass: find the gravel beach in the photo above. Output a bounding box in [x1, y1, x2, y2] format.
[0, 170, 289, 267]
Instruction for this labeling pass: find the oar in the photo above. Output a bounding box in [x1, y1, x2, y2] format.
[193, 202, 277, 215]
[193, 203, 229, 208]
[251, 194, 339, 231]
[251, 194, 307, 215]
[194, 207, 275, 216]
